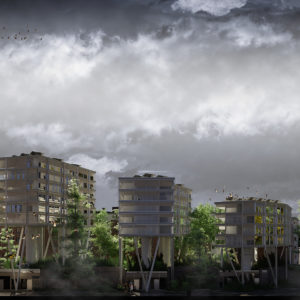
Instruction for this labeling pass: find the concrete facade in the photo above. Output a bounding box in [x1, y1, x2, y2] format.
[0, 151, 96, 263]
[118, 174, 191, 291]
[291, 217, 299, 265]
[214, 196, 292, 286]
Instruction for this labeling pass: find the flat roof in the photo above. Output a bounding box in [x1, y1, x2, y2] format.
[0, 152, 96, 173]
[215, 197, 292, 209]
[119, 176, 175, 180]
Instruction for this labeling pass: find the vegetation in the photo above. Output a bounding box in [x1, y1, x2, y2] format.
[0, 227, 18, 268]
[90, 210, 118, 262]
[65, 178, 89, 259]
[174, 204, 219, 265]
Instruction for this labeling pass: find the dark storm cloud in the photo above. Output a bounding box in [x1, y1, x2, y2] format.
[0, 0, 300, 213]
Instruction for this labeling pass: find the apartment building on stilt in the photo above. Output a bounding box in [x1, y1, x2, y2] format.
[214, 196, 292, 286]
[0, 151, 96, 263]
[118, 174, 192, 291]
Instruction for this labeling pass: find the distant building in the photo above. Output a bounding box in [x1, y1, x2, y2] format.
[291, 217, 299, 265]
[118, 174, 191, 291]
[0, 151, 96, 263]
[214, 196, 292, 286]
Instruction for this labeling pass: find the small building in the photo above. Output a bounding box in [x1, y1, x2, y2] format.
[291, 217, 299, 265]
[0, 151, 96, 263]
[214, 196, 292, 286]
[118, 174, 192, 291]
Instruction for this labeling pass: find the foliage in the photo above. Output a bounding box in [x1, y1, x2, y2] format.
[174, 204, 219, 265]
[185, 254, 220, 289]
[90, 210, 118, 262]
[0, 227, 18, 269]
[123, 237, 135, 271]
[127, 252, 168, 271]
[294, 224, 300, 247]
[65, 179, 89, 259]
[28, 257, 56, 269]
[221, 249, 241, 271]
[61, 256, 95, 281]
[94, 257, 118, 267]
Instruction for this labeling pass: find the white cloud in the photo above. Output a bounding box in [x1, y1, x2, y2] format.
[5, 123, 93, 154]
[1, 14, 300, 208]
[172, 0, 247, 16]
[219, 18, 293, 47]
[67, 153, 128, 178]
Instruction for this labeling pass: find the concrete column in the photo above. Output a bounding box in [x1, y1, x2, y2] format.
[27, 279, 32, 291]
[170, 237, 174, 280]
[119, 237, 123, 285]
[221, 248, 223, 269]
[241, 247, 245, 285]
[285, 246, 288, 281]
[275, 246, 278, 287]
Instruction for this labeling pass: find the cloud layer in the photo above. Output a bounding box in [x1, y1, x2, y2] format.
[172, 0, 247, 16]
[0, 0, 300, 213]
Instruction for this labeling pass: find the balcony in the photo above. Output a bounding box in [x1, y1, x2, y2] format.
[119, 211, 173, 215]
[119, 200, 174, 204]
[119, 187, 173, 192]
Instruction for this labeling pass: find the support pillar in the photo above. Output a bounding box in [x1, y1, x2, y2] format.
[275, 247, 278, 288]
[170, 237, 174, 281]
[241, 247, 245, 285]
[146, 237, 160, 292]
[134, 237, 147, 291]
[221, 248, 223, 269]
[119, 237, 123, 285]
[285, 246, 288, 281]
[62, 224, 66, 266]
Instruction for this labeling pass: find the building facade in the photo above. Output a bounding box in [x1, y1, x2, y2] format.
[214, 196, 292, 286]
[291, 217, 299, 265]
[0, 151, 96, 263]
[118, 174, 192, 291]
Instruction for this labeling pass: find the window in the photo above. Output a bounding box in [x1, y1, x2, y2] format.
[247, 216, 254, 223]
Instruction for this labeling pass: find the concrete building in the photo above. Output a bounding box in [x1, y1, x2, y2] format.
[291, 217, 299, 265]
[118, 174, 191, 291]
[0, 151, 96, 263]
[214, 196, 292, 286]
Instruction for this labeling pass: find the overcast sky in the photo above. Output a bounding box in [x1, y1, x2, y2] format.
[1, 0, 300, 213]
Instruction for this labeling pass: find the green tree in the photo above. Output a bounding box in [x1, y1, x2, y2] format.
[65, 179, 89, 259]
[175, 204, 219, 264]
[90, 210, 119, 263]
[0, 227, 18, 268]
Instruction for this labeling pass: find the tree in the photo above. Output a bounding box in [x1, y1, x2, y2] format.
[65, 179, 89, 259]
[175, 204, 219, 264]
[0, 227, 18, 268]
[90, 209, 118, 263]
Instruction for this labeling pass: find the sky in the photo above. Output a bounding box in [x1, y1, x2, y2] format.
[1, 0, 300, 213]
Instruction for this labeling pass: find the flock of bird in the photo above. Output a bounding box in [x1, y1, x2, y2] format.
[1, 24, 43, 41]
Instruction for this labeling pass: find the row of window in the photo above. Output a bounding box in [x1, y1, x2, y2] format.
[38, 162, 94, 180]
